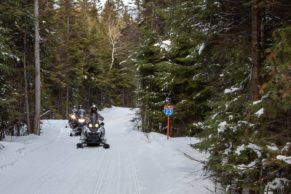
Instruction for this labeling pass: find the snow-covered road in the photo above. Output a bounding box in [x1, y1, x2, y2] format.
[0, 107, 215, 194]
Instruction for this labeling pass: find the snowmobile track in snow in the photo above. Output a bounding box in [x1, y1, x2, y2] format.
[93, 152, 112, 194]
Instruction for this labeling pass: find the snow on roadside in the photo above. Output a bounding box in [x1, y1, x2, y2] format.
[0, 141, 27, 170]
[0, 120, 67, 172]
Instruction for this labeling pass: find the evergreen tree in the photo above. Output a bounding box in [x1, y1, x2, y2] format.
[135, 0, 291, 192]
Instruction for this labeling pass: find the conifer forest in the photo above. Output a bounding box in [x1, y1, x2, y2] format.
[0, 0, 291, 193]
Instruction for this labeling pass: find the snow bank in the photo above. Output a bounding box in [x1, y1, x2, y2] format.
[0, 140, 29, 171]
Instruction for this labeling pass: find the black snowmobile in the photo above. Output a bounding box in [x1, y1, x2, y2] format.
[68, 113, 78, 129]
[76, 118, 110, 149]
[70, 110, 86, 136]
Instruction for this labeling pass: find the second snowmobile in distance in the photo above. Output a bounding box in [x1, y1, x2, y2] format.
[68, 112, 78, 129]
[70, 109, 86, 136]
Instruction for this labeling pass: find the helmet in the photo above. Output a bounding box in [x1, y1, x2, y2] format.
[72, 105, 78, 113]
[78, 105, 82, 109]
[91, 104, 97, 113]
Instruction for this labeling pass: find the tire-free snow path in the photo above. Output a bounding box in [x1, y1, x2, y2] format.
[0, 107, 215, 194]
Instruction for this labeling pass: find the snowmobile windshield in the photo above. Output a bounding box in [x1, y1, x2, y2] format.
[78, 109, 86, 117]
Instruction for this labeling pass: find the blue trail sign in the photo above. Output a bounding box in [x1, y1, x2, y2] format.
[163, 105, 174, 116]
[163, 105, 174, 140]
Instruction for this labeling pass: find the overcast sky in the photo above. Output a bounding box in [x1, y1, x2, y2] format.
[99, 0, 135, 7]
[99, 0, 137, 18]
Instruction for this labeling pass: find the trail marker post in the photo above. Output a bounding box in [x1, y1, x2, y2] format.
[163, 105, 174, 140]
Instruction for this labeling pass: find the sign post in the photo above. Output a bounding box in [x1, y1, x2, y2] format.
[163, 105, 174, 140]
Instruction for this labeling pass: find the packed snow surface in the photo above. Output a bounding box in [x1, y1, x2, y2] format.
[0, 107, 215, 194]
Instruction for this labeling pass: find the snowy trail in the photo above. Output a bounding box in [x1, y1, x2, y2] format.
[0, 107, 215, 194]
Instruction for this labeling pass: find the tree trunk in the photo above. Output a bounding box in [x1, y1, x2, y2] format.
[34, 0, 41, 135]
[250, 0, 261, 101]
[65, 13, 70, 118]
[246, 2, 262, 192]
[66, 85, 69, 118]
[110, 44, 115, 70]
[135, 0, 141, 21]
[23, 30, 31, 134]
[108, 24, 116, 71]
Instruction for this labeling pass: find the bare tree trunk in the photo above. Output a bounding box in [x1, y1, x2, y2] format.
[23, 30, 31, 134]
[245, 2, 262, 192]
[106, 14, 125, 71]
[108, 25, 116, 71]
[122, 88, 127, 107]
[66, 85, 69, 118]
[250, 0, 261, 101]
[34, 0, 41, 135]
[110, 44, 115, 70]
[135, 0, 141, 21]
[65, 13, 70, 118]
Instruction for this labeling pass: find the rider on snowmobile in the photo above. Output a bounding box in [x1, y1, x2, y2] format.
[72, 105, 78, 114]
[77, 105, 86, 115]
[89, 104, 104, 122]
[88, 104, 105, 138]
[68, 105, 78, 125]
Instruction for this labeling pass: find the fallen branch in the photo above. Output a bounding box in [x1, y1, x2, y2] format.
[181, 151, 206, 164]
[40, 110, 51, 118]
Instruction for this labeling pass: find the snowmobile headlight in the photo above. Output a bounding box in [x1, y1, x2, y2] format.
[95, 123, 99, 128]
[78, 118, 85, 123]
[89, 123, 93, 128]
[70, 114, 76, 119]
